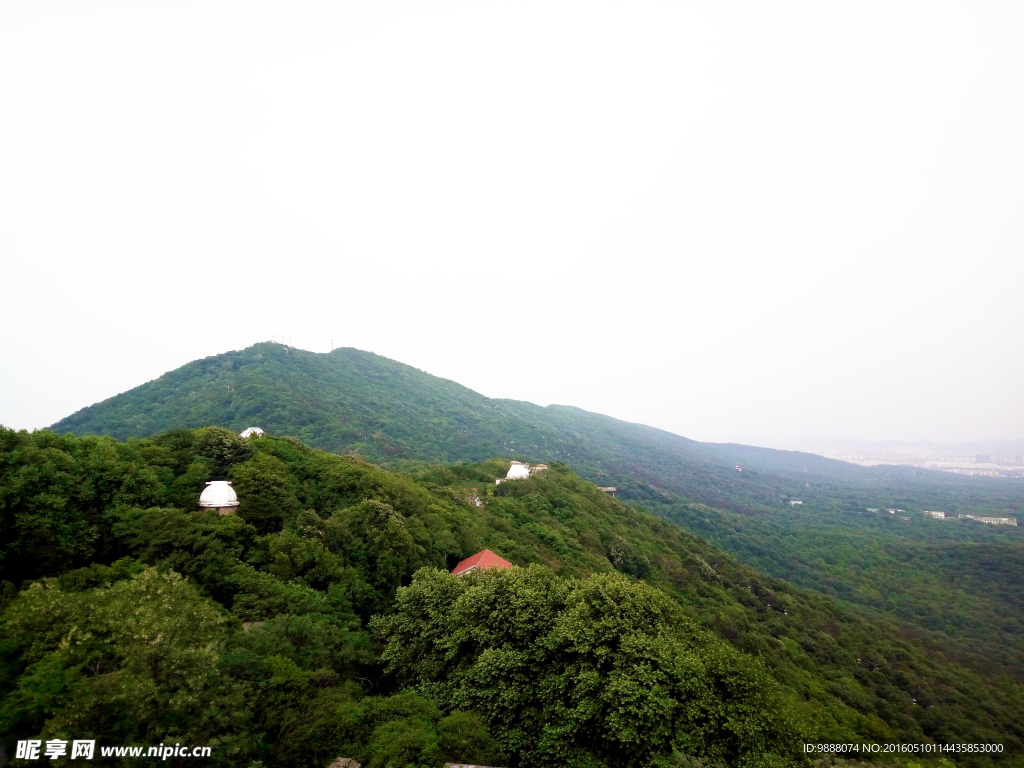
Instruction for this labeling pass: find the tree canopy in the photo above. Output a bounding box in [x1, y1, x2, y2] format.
[375, 566, 797, 767]
[1, 425, 1022, 766]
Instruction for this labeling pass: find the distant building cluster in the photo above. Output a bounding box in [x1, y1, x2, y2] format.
[495, 461, 548, 485]
[974, 454, 1024, 466]
[919, 510, 1017, 526]
[817, 447, 1024, 478]
[958, 514, 1018, 526]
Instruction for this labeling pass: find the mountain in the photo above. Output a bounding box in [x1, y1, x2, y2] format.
[3, 426, 1022, 765]
[47, 342, 1024, 686]
[49, 342, 1024, 516]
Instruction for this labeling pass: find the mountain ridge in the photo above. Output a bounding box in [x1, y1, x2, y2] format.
[49, 342, 1024, 518]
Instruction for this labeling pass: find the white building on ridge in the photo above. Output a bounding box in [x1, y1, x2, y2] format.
[495, 461, 549, 485]
[506, 461, 531, 480]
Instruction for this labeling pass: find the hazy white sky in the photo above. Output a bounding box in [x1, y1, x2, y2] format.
[2, 0, 1023, 446]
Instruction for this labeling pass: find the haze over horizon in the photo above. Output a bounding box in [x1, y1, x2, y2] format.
[3, 1, 1023, 448]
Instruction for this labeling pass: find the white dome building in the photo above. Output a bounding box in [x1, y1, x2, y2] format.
[495, 461, 549, 485]
[239, 427, 265, 439]
[505, 461, 531, 480]
[198, 481, 240, 515]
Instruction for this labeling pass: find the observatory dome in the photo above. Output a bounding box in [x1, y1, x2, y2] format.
[239, 427, 264, 438]
[198, 481, 240, 512]
[506, 461, 531, 480]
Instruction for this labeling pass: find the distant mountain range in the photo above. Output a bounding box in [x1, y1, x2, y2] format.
[50, 342, 1024, 516]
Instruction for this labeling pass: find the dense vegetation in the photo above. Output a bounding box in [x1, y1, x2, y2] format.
[47, 343, 1024, 690]
[641, 494, 1024, 682]
[2, 426, 1023, 766]
[374, 567, 795, 768]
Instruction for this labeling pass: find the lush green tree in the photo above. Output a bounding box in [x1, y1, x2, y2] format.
[373, 565, 800, 768]
[330, 691, 505, 768]
[0, 429, 163, 582]
[0, 569, 250, 765]
[111, 506, 259, 603]
[232, 451, 298, 533]
[194, 426, 255, 475]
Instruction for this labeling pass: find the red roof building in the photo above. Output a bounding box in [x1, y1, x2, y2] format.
[451, 549, 512, 576]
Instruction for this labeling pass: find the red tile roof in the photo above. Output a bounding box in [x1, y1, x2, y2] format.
[451, 549, 512, 576]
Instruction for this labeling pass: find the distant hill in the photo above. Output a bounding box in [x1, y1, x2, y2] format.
[49, 342, 1024, 518]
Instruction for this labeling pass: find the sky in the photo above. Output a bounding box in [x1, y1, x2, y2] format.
[2, 0, 1023, 448]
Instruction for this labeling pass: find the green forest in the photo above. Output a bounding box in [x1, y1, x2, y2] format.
[2, 426, 1022, 766]
[46, 343, 1024, 691]
[646, 495, 1024, 679]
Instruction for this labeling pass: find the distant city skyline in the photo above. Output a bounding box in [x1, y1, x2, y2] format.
[774, 436, 1024, 477]
[2, 1, 1022, 448]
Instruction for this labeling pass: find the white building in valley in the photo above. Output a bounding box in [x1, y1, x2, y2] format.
[923, 510, 946, 519]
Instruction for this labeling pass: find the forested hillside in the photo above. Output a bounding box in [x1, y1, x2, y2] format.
[50, 342, 1024, 518]
[646, 495, 1024, 679]
[47, 342, 1024, 708]
[3, 427, 1022, 766]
